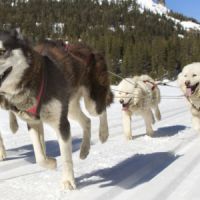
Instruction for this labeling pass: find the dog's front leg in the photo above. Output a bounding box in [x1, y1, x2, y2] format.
[191, 113, 200, 132]
[9, 111, 19, 133]
[0, 133, 6, 160]
[122, 111, 132, 140]
[99, 110, 109, 143]
[28, 122, 57, 169]
[143, 109, 154, 136]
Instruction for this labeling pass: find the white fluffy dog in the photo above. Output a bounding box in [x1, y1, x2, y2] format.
[178, 62, 200, 132]
[117, 75, 161, 140]
[0, 133, 6, 160]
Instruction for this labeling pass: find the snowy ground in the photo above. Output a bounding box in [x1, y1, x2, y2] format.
[1, 82, 200, 200]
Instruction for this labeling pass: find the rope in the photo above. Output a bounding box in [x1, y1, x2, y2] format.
[108, 71, 184, 100]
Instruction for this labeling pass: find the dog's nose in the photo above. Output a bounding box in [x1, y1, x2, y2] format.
[119, 99, 124, 104]
[185, 80, 190, 87]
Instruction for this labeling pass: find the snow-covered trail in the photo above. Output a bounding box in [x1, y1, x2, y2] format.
[0, 83, 200, 200]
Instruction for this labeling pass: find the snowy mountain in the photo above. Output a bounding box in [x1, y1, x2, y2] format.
[137, 0, 169, 15]
[136, 0, 200, 31]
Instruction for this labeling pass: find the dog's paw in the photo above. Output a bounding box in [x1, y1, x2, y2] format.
[146, 130, 154, 137]
[79, 143, 90, 160]
[99, 133, 109, 143]
[0, 147, 6, 161]
[62, 179, 76, 190]
[125, 135, 133, 140]
[39, 157, 57, 170]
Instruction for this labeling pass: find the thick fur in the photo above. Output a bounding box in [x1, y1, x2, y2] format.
[34, 40, 113, 158]
[0, 30, 113, 189]
[116, 75, 161, 140]
[178, 62, 200, 132]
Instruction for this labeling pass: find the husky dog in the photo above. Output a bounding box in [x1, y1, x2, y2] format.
[178, 62, 200, 132]
[0, 30, 113, 189]
[34, 40, 113, 159]
[116, 75, 161, 140]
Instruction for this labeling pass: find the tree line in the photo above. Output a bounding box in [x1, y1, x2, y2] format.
[0, 0, 200, 82]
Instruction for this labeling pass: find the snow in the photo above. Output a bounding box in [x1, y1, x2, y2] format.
[1, 81, 200, 199]
[136, 0, 169, 15]
[180, 21, 200, 31]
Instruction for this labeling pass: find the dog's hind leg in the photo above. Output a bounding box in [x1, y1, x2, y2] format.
[154, 105, 161, 121]
[0, 133, 6, 160]
[150, 109, 156, 124]
[83, 92, 109, 143]
[143, 109, 154, 136]
[68, 100, 91, 160]
[28, 122, 57, 169]
[99, 110, 109, 143]
[9, 112, 19, 133]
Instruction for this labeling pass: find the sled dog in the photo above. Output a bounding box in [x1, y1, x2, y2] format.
[0, 30, 113, 189]
[117, 75, 161, 139]
[178, 62, 200, 132]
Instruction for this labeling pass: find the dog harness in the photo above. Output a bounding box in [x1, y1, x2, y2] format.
[186, 96, 200, 112]
[26, 66, 47, 117]
[143, 80, 157, 90]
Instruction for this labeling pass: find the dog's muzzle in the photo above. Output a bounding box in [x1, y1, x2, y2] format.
[120, 98, 132, 111]
[0, 66, 13, 86]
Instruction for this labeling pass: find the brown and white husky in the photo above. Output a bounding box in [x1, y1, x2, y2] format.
[0, 30, 113, 189]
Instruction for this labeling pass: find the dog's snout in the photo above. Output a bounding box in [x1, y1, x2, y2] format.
[185, 80, 191, 87]
[119, 99, 124, 104]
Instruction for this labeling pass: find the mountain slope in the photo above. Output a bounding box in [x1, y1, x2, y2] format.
[136, 0, 200, 31]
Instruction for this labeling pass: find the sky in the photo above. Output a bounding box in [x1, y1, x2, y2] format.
[166, 0, 200, 22]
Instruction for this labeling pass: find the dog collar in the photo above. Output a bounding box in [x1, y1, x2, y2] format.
[26, 66, 46, 117]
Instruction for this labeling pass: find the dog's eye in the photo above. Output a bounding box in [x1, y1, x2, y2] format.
[0, 49, 6, 56]
[184, 74, 187, 77]
[193, 74, 197, 77]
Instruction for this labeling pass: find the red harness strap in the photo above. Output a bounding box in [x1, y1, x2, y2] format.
[26, 69, 45, 117]
[143, 80, 157, 90]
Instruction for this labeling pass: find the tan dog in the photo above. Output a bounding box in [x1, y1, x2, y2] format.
[178, 62, 200, 132]
[117, 75, 161, 139]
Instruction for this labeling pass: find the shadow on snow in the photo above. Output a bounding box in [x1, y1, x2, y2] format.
[154, 125, 187, 137]
[5, 137, 82, 162]
[77, 152, 180, 190]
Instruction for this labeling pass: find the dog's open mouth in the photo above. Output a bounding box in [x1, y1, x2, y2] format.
[122, 98, 132, 111]
[0, 66, 12, 86]
[186, 82, 199, 97]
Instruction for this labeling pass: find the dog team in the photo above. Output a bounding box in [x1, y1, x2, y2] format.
[0, 29, 199, 190]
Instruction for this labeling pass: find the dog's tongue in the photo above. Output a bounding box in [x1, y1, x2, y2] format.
[186, 88, 192, 97]
[122, 105, 128, 111]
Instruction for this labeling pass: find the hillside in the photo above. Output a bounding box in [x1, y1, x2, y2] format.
[136, 0, 200, 31]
